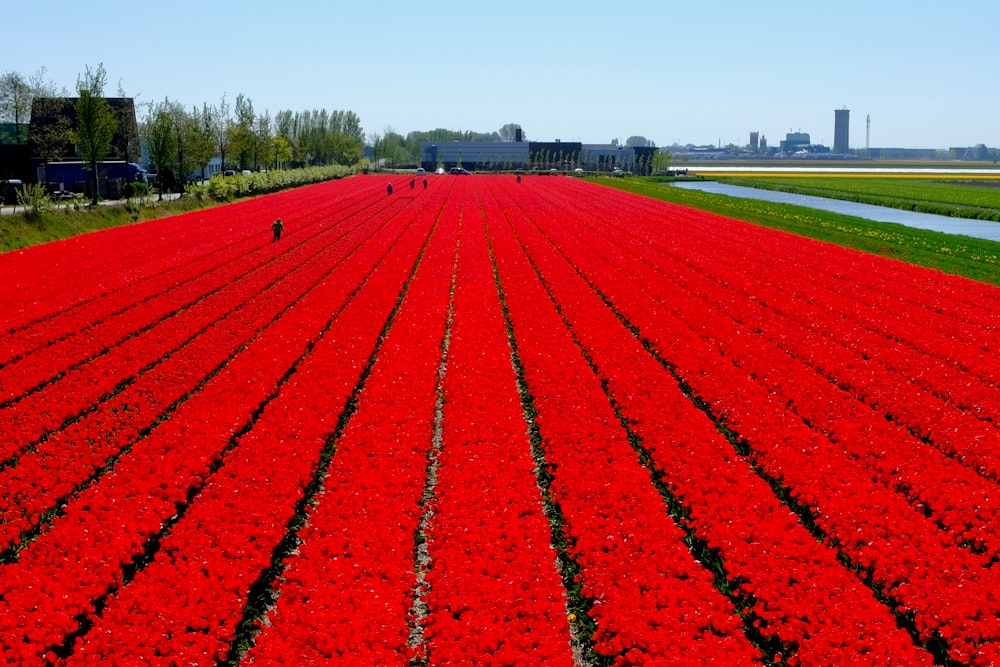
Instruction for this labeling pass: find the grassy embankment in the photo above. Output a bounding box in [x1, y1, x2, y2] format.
[0, 196, 214, 253]
[0, 165, 355, 255]
[594, 176, 1000, 287]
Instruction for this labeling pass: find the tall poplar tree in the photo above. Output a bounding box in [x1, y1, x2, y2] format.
[0, 71, 31, 143]
[74, 64, 117, 205]
[143, 99, 177, 200]
[212, 94, 232, 173]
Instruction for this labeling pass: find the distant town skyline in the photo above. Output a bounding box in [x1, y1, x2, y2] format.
[3, 1, 997, 150]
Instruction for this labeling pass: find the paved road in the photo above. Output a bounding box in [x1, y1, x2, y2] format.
[0, 192, 182, 216]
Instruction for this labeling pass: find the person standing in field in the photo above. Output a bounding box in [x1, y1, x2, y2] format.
[387, 183, 393, 196]
[272, 218, 284, 241]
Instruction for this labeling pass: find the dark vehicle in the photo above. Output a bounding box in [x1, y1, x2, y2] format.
[1, 179, 23, 205]
[449, 167, 473, 175]
[44, 161, 146, 187]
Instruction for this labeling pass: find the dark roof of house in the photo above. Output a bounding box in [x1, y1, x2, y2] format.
[28, 97, 140, 160]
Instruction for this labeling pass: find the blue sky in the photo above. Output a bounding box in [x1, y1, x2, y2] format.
[3, 0, 996, 149]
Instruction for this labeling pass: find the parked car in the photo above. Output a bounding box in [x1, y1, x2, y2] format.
[612, 167, 625, 177]
[415, 167, 426, 176]
[1, 179, 22, 205]
[223, 169, 236, 177]
[449, 167, 473, 175]
[435, 168, 446, 175]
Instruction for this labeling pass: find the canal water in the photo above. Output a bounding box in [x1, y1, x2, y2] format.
[671, 181, 1000, 243]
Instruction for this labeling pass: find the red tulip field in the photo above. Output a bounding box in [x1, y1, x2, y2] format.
[5, 174, 1000, 665]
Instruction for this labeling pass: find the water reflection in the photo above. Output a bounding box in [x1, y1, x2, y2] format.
[671, 181, 1000, 243]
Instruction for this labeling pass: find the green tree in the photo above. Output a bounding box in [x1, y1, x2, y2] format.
[231, 93, 257, 169]
[0, 71, 31, 143]
[382, 127, 407, 170]
[274, 109, 297, 165]
[73, 64, 118, 205]
[189, 103, 217, 180]
[340, 110, 365, 146]
[142, 99, 177, 199]
[212, 94, 232, 173]
[291, 110, 317, 165]
[111, 79, 141, 176]
[255, 110, 273, 171]
[625, 135, 655, 148]
[306, 109, 330, 164]
[330, 131, 362, 165]
[368, 130, 383, 171]
[498, 122, 524, 142]
[168, 101, 194, 184]
[28, 66, 65, 98]
[0, 67, 64, 144]
[271, 134, 293, 170]
[651, 149, 672, 174]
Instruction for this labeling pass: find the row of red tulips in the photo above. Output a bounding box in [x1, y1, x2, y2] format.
[538, 180, 1000, 664]
[417, 184, 575, 664]
[0, 183, 384, 393]
[0, 185, 396, 457]
[244, 182, 459, 665]
[586, 182, 1000, 563]
[6, 173, 1000, 664]
[0, 180, 377, 340]
[654, 198, 1000, 485]
[484, 180, 762, 665]
[0, 187, 291, 339]
[0, 195, 415, 553]
[487, 178, 933, 666]
[0, 179, 439, 663]
[56, 179, 442, 665]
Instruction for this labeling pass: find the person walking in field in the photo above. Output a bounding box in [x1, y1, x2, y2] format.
[272, 218, 284, 241]
[387, 183, 393, 196]
[410, 178, 415, 189]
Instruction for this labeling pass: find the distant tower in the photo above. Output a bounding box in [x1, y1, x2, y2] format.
[750, 131, 759, 152]
[834, 108, 850, 153]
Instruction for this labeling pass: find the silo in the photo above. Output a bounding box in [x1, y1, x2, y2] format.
[834, 108, 850, 154]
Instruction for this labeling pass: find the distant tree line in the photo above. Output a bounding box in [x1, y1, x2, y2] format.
[144, 93, 366, 189]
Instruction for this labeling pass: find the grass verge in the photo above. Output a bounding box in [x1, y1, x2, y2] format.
[0, 196, 221, 254]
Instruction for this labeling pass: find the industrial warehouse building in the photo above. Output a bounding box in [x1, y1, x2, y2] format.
[420, 140, 659, 174]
